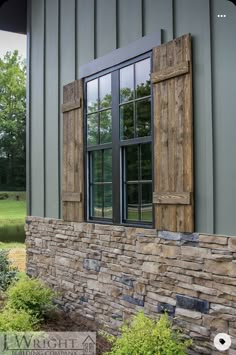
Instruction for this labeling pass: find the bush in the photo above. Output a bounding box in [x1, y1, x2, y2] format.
[0, 250, 18, 291]
[0, 306, 38, 331]
[6, 276, 57, 321]
[103, 312, 192, 355]
[0, 193, 8, 200]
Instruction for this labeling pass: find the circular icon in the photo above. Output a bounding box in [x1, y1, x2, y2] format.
[214, 333, 231, 351]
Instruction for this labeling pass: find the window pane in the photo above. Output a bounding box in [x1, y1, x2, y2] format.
[126, 183, 139, 221]
[87, 79, 98, 113]
[100, 110, 112, 144]
[91, 151, 102, 183]
[104, 184, 112, 218]
[91, 185, 103, 218]
[120, 64, 134, 103]
[141, 183, 152, 222]
[87, 114, 99, 146]
[100, 74, 112, 109]
[135, 58, 151, 99]
[141, 143, 152, 180]
[136, 99, 151, 137]
[125, 145, 139, 182]
[120, 103, 134, 140]
[104, 149, 112, 182]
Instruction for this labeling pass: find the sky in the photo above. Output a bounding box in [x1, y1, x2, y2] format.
[0, 30, 26, 59]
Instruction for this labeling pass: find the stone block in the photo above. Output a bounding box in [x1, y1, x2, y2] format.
[175, 308, 202, 320]
[147, 293, 176, 306]
[229, 238, 236, 252]
[133, 282, 146, 295]
[204, 260, 236, 277]
[87, 280, 100, 291]
[136, 242, 161, 255]
[161, 245, 180, 258]
[113, 275, 134, 287]
[122, 295, 144, 307]
[176, 294, 209, 314]
[199, 234, 228, 245]
[142, 262, 166, 274]
[157, 302, 175, 317]
[83, 259, 101, 272]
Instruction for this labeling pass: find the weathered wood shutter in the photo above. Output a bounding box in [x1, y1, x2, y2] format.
[61, 79, 84, 222]
[152, 34, 193, 232]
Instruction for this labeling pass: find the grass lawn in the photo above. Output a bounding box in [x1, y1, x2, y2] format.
[0, 194, 26, 244]
[0, 242, 26, 249]
[0, 200, 26, 224]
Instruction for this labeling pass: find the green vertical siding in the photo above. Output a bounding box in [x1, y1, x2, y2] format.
[28, 0, 236, 235]
[45, 0, 59, 218]
[96, 0, 117, 57]
[143, 0, 173, 41]
[175, 0, 214, 233]
[118, 0, 142, 47]
[211, 0, 236, 235]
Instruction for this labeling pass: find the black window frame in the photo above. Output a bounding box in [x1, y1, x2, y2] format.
[84, 51, 154, 228]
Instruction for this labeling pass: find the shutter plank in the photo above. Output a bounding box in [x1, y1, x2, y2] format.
[62, 80, 84, 222]
[152, 34, 193, 232]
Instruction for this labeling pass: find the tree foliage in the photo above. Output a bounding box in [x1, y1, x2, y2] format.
[0, 50, 26, 190]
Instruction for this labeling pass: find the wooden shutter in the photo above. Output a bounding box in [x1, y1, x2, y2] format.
[61, 79, 84, 222]
[152, 34, 193, 232]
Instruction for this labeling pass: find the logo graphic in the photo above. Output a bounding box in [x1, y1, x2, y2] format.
[214, 333, 231, 351]
[83, 335, 96, 354]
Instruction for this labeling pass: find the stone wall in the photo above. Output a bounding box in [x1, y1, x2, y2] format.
[25, 217, 236, 354]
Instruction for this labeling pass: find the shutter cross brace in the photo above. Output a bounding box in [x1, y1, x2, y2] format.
[61, 98, 82, 113]
[151, 60, 189, 84]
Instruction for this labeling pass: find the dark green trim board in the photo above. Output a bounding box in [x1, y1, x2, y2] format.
[79, 31, 161, 79]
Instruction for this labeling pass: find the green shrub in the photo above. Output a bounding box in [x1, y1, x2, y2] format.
[0, 193, 9, 200]
[0, 250, 18, 291]
[6, 276, 57, 321]
[0, 306, 38, 331]
[102, 312, 192, 355]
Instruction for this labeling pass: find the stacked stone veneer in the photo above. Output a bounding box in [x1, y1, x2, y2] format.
[26, 217, 236, 354]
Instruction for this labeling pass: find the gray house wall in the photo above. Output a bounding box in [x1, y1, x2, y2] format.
[27, 0, 236, 235]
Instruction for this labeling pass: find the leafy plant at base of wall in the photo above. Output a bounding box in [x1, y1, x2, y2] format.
[101, 312, 192, 355]
[0, 306, 38, 331]
[0, 250, 18, 292]
[6, 276, 58, 321]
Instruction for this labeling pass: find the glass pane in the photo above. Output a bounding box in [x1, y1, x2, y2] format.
[125, 145, 139, 182]
[104, 149, 112, 182]
[135, 58, 151, 99]
[100, 74, 112, 109]
[120, 103, 134, 140]
[91, 151, 102, 183]
[87, 114, 98, 146]
[126, 183, 139, 221]
[141, 143, 152, 180]
[141, 183, 152, 222]
[100, 110, 112, 144]
[136, 99, 151, 137]
[87, 79, 98, 113]
[120, 64, 134, 103]
[104, 184, 112, 218]
[91, 185, 103, 218]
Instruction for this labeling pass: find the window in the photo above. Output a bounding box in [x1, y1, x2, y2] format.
[62, 34, 194, 233]
[85, 55, 153, 226]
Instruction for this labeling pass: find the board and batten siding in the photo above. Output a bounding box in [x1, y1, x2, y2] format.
[27, 0, 236, 235]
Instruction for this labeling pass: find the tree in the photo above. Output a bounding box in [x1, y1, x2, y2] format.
[0, 50, 26, 190]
